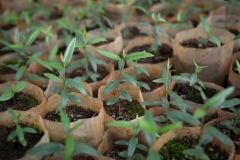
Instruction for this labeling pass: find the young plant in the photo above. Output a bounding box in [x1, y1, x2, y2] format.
[199, 15, 221, 48]
[235, 60, 240, 75]
[168, 86, 235, 159]
[7, 108, 37, 147]
[0, 81, 26, 105]
[43, 37, 88, 110]
[97, 49, 153, 116]
[73, 27, 107, 82]
[27, 106, 100, 159]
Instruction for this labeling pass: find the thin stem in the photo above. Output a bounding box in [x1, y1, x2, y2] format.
[234, 116, 239, 128]
[117, 62, 124, 117]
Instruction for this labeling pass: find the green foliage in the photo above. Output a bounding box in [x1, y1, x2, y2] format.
[7, 108, 37, 147]
[234, 60, 240, 75]
[0, 82, 26, 104]
[199, 16, 221, 48]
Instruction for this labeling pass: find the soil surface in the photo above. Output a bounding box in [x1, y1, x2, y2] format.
[173, 82, 218, 104]
[0, 124, 43, 160]
[72, 154, 95, 160]
[44, 105, 98, 122]
[103, 99, 145, 121]
[122, 26, 145, 39]
[180, 38, 223, 49]
[0, 92, 40, 112]
[160, 135, 229, 160]
[128, 44, 173, 64]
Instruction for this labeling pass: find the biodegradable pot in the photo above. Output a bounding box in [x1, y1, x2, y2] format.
[172, 27, 234, 86]
[98, 83, 146, 124]
[39, 93, 105, 148]
[151, 126, 235, 160]
[0, 52, 18, 82]
[0, 111, 49, 160]
[228, 52, 240, 90]
[124, 35, 173, 69]
[0, 0, 29, 13]
[97, 127, 147, 160]
[78, 28, 123, 67]
[103, 0, 135, 22]
[44, 78, 92, 99]
[210, 4, 240, 17]
[206, 116, 239, 159]
[198, 14, 240, 53]
[169, 80, 224, 114]
[0, 81, 47, 116]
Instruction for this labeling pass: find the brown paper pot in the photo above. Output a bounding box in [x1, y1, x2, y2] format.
[198, 14, 240, 53]
[0, 52, 18, 82]
[206, 117, 239, 159]
[0, 111, 49, 160]
[78, 28, 123, 66]
[124, 35, 172, 69]
[172, 27, 234, 86]
[39, 93, 105, 148]
[210, 4, 240, 17]
[103, 0, 135, 21]
[0, 81, 47, 116]
[97, 127, 147, 160]
[98, 83, 146, 124]
[151, 126, 235, 160]
[44, 79, 92, 98]
[227, 52, 240, 89]
[0, 0, 29, 13]
[169, 80, 224, 114]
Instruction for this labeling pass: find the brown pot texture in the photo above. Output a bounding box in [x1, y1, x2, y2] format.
[227, 51, 240, 90]
[0, 81, 47, 116]
[0, 0, 29, 13]
[0, 111, 49, 160]
[169, 80, 224, 114]
[39, 93, 105, 148]
[151, 126, 235, 160]
[172, 27, 234, 86]
[98, 83, 146, 125]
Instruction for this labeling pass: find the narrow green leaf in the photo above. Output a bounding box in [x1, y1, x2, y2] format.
[200, 16, 210, 34]
[189, 73, 197, 86]
[44, 73, 62, 83]
[7, 108, 18, 123]
[50, 86, 61, 95]
[70, 121, 84, 132]
[168, 90, 187, 112]
[124, 52, 153, 61]
[141, 100, 162, 106]
[128, 137, 138, 157]
[68, 94, 80, 103]
[210, 35, 221, 48]
[87, 37, 106, 45]
[15, 66, 26, 80]
[86, 51, 97, 72]
[74, 143, 100, 157]
[204, 125, 232, 147]
[29, 56, 53, 71]
[97, 49, 121, 61]
[107, 120, 132, 128]
[23, 127, 37, 134]
[25, 28, 41, 46]
[63, 37, 76, 67]
[0, 91, 13, 101]
[60, 89, 68, 107]
[120, 90, 132, 102]
[106, 97, 119, 105]
[17, 125, 27, 146]
[168, 110, 201, 126]
[204, 87, 234, 110]
[64, 135, 75, 160]
[66, 79, 88, 96]
[59, 107, 70, 133]
[14, 28, 20, 43]
[103, 80, 118, 95]
[7, 131, 17, 142]
[193, 108, 207, 119]
[14, 82, 26, 93]
[49, 45, 58, 60]
[158, 122, 182, 134]
[122, 72, 137, 87]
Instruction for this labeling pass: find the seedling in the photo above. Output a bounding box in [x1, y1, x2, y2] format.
[97, 49, 153, 116]
[235, 60, 240, 75]
[168, 87, 235, 159]
[199, 16, 221, 48]
[7, 108, 37, 146]
[0, 81, 26, 105]
[27, 106, 100, 159]
[44, 37, 88, 110]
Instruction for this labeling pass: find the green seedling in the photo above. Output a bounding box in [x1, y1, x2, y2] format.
[199, 16, 221, 48]
[235, 60, 240, 75]
[168, 86, 235, 159]
[44, 37, 87, 110]
[27, 106, 100, 160]
[7, 108, 37, 147]
[0, 81, 26, 105]
[97, 49, 153, 116]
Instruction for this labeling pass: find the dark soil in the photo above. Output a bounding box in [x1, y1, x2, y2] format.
[213, 121, 240, 155]
[70, 65, 109, 83]
[173, 82, 218, 104]
[93, 38, 114, 47]
[122, 26, 145, 39]
[128, 44, 173, 64]
[72, 154, 95, 160]
[204, 113, 218, 124]
[180, 38, 223, 49]
[44, 105, 98, 122]
[138, 78, 163, 92]
[0, 59, 19, 74]
[160, 135, 229, 160]
[103, 99, 145, 121]
[0, 124, 43, 160]
[0, 92, 40, 112]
